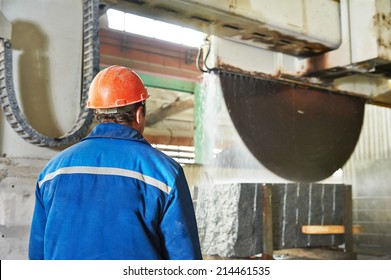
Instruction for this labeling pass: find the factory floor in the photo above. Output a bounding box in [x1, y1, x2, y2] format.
[203, 247, 391, 260]
[273, 248, 390, 260]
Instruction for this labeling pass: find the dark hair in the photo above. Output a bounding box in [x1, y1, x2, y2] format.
[95, 101, 146, 124]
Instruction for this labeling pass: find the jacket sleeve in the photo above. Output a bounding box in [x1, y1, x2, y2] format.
[159, 169, 202, 260]
[28, 183, 47, 260]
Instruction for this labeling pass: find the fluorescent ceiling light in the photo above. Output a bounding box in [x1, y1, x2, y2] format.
[107, 9, 205, 48]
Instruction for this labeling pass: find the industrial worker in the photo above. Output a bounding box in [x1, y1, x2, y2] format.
[28, 65, 202, 260]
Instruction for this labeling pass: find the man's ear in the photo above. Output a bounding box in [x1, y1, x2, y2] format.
[134, 106, 146, 134]
[135, 106, 144, 124]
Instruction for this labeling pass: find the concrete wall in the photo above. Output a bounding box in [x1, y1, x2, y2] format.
[0, 157, 45, 259]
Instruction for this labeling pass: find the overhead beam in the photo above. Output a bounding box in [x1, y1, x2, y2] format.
[139, 73, 197, 93]
[146, 96, 194, 126]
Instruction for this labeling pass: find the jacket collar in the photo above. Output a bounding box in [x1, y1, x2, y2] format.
[82, 123, 150, 145]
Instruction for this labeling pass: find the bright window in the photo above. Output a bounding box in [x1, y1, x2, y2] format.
[151, 144, 196, 165]
[107, 9, 205, 48]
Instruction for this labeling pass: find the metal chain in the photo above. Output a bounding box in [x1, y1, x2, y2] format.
[0, 0, 99, 147]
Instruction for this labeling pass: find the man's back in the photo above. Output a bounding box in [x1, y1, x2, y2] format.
[29, 123, 202, 260]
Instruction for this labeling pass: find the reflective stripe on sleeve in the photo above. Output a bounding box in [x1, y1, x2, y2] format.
[38, 166, 172, 194]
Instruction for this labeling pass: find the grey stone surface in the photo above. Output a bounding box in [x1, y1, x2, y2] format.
[195, 183, 348, 258]
[195, 183, 241, 257]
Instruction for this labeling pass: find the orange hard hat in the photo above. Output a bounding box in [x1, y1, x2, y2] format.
[87, 65, 149, 110]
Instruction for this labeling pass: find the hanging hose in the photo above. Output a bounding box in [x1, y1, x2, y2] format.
[196, 37, 219, 73]
[0, 0, 99, 147]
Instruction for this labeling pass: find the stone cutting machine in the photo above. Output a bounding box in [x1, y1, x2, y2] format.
[103, 0, 391, 182]
[2, 0, 391, 182]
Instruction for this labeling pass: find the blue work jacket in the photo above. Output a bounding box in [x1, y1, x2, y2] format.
[28, 123, 202, 260]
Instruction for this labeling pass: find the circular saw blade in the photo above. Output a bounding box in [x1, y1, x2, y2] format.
[219, 71, 365, 182]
